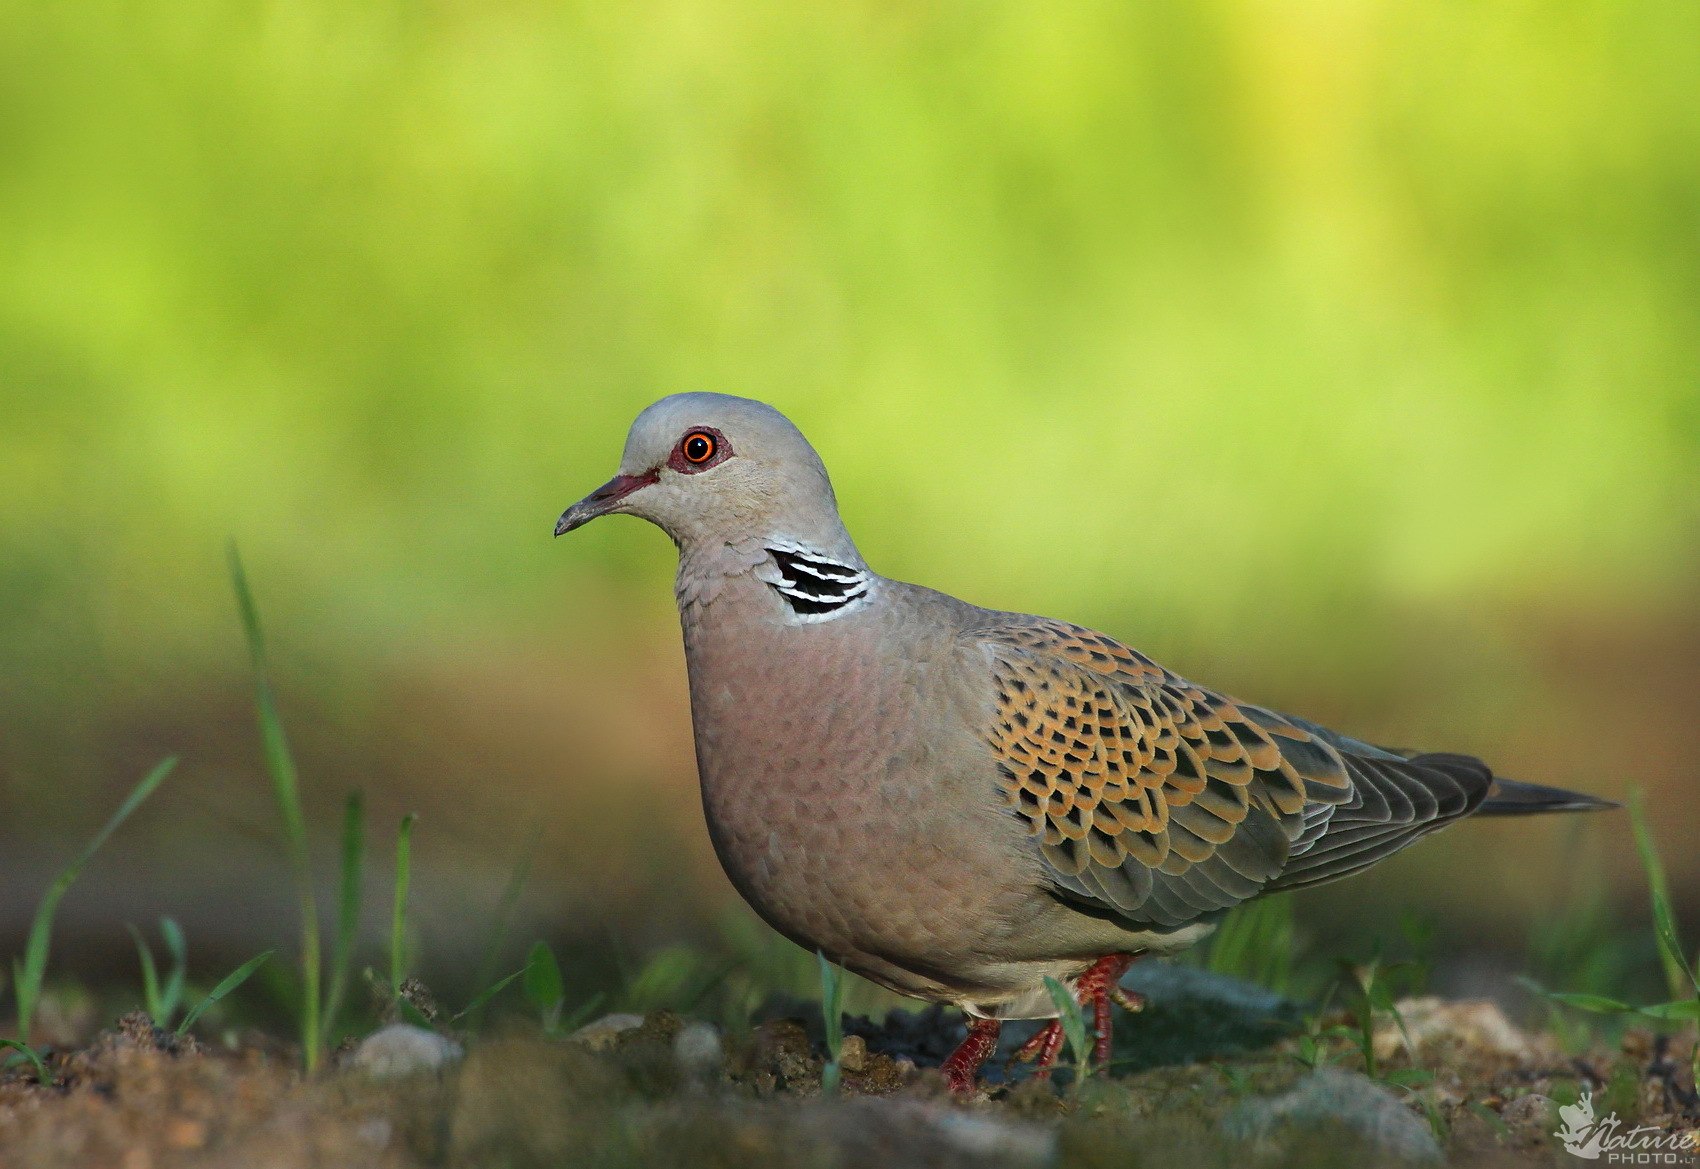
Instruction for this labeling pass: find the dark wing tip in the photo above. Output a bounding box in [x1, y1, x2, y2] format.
[1475, 777, 1621, 816]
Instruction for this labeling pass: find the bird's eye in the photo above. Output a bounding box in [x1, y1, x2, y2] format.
[669, 426, 730, 473]
[681, 431, 717, 464]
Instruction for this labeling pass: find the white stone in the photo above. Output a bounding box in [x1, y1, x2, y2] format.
[673, 1021, 725, 1081]
[350, 1024, 464, 1079]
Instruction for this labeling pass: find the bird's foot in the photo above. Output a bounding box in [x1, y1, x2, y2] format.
[939, 1016, 1002, 1094]
[1074, 953, 1141, 1067]
[944, 954, 1143, 1092]
[1007, 1019, 1065, 1077]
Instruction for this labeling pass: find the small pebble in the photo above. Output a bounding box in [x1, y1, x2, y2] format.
[838, 1034, 867, 1073]
[673, 1021, 725, 1081]
[566, 1013, 646, 1051]
[350, 1024, 464, 1079]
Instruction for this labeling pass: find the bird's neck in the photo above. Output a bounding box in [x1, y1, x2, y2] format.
[673, 525, 871, 620]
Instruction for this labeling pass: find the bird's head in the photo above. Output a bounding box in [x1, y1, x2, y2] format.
[556, 393, 853, 554]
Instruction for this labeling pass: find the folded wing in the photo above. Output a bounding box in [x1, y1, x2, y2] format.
[974, 619, 1498, 929]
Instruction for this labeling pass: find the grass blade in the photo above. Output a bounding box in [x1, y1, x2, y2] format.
[557, 991, 606, 1036]
[230, 545, 322, 1071]
[159, 918, 188, 1023]
[1043, 975, 1091, 1084]
[523, 941, 566, 1032]
[1625, 795, 1693, 992]
[451, 968, 525, 1024]
[324, 791, 366, 1038]
[1206, 895, 1294, 993]
[0, 1039, 50, 1085]
[15, 756, 176, 1045]
[390, 813, 417, 1000]
[127, 924, 163, 1023]
[1637, 1000, 1700, 1022]
[1629, 792, 1698, 999]
[177, 951, 276, 1037]
[466, 827, 541, 1029]
[1546, 992, 1632, 1013]
[817, 951, 845, 1095]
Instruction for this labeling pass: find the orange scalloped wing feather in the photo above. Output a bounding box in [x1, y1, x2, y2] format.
[979, 620, 1355, 927]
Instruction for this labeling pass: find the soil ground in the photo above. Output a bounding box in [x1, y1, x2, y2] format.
[3, 978, 1696, 1169]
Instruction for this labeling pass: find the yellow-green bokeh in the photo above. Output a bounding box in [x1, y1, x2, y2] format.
[2, 1, 1696, 966]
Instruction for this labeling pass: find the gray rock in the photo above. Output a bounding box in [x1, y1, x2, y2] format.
[1123, 961, 1292, 1017]
[1223, 1068, 1443, 1164]
[1099, 961, 1303, 1074]
[350, 1024, 464, 1079]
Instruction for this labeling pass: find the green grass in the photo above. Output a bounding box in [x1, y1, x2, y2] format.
[323, 792, 366, 1043]
[4, 756, 175, 1074]
[176, 952, 275, 1038]
[1629, 792, 1700, 1008]
[816, 952, 845, 1096]
[1203, 895, 1296, 995]
[1043, 975, 1093, 1088]
[389, 812, 418, 1005]
[451, 968, 526, 1028]
[230, 544, 324, 1072]
[0, 1039, 48, 1084]
[465, 828, 541, 1030]
[523, 941, 567, 1035]
[1522, 791, 1699, 1085]
[127, 918, 188, 1030]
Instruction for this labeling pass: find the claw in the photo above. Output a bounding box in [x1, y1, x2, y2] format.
[1110, 986, 1146, 1014]
[1007, 1019, 1065, 1078]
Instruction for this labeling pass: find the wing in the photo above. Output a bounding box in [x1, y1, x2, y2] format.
[974, 618, 1493, 929]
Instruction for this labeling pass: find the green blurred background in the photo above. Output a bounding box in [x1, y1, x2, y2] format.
[2, 1, 1696, 1016]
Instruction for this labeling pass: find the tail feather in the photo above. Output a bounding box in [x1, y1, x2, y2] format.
[1476, 777, 1619, 816]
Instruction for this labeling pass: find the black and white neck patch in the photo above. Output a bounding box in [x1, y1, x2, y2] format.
[765, 545, 871, 620]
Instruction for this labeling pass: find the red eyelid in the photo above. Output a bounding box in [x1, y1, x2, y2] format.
[668, 426, 731, 473]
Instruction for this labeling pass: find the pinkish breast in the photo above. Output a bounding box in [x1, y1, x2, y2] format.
[676, 581, 1022, 985]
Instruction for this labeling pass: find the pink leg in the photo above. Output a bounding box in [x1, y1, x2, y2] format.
[940, 1016, 1002, 1093]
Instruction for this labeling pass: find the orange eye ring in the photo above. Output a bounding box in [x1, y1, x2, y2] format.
[681, 431, 717, 464]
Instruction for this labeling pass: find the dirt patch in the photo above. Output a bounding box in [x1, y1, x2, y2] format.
[2, 1004, 1695, 1169]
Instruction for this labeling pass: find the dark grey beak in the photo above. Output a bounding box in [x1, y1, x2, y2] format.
[554, 471, 658, 536]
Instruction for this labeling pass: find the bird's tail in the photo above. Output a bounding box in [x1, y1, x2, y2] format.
[1475, 777, 1620, 816]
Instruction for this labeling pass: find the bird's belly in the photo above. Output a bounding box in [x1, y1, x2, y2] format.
[688, 673, 1037, 1000]
[697, 749, 999, 990]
